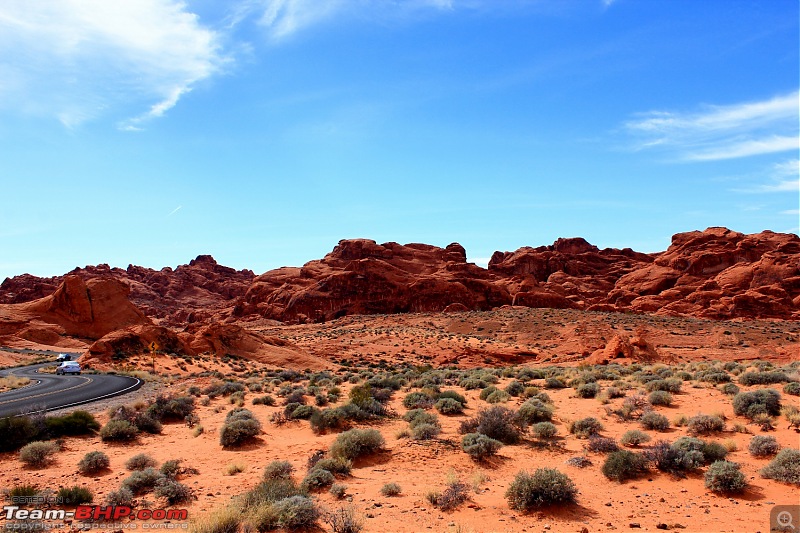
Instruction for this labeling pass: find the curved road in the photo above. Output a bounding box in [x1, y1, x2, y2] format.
[0, 358, 142, 417]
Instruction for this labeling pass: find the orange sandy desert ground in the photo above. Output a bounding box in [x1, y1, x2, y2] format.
[1, 308, 799, 533]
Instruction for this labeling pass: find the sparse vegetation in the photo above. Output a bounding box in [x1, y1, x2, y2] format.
[78, 451, 110, 474]
[505, 469, 577, 510]
[705, 461, 746, 494]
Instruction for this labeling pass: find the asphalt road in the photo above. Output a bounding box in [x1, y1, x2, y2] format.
[0, 358, 142, 417]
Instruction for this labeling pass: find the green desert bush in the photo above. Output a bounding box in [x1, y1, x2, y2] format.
[19, 441, 59, 468]
[620, 430, 651, 447]
[105, 487, 134, 507]
[569, 417, 603, 438]
[738, 371, 788, 386]
[760, 448, 800, 485]
[0, 416, 40, 452]
[263, 460, 294, 481]
[411, 423, 440, 440]
[220, 408, 262, 447]
[733, 389, 781, 419]
[461, 433, 503, 461]
[99, 419, 138, 442]
[601, 450, 649, 482]
[380, 483, 401, 497]
[122, 467, 165, 495]
[436, 390, 467, 406]
[434, 398, 463, 415]
[531, 422, 558, 439]
[56, 486, 93, 505]
[459, 406, 522, 444]
[648, 390, 672, 406]
[704, 461, 746, 494]
[505, 469, 577, 510]
[640, 412, 670, 431]
[516, 399, 553, 424]
[575, 382, 600, 399]
[687, 414, 725, 435]
[125, 453, 157, 471]
[403, 392, 434, 410]
[330, 429, 385, 461]
[78, 451, 110, 474]
[748, 435, 780, 457]
[300, 468, 335, 492]
[154, 478, 194, 504]
[719, 383, 740, 396]
[784, 382, 800, 396]
[45, 410, 100, 436]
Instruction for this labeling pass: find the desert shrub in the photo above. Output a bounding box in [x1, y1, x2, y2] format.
[253, 395, 276, 406]
[784, 382, 800, 396]
[565, 456, 592, 468]
[749, 435, 780, 457]
[309, 407, 347, 434]
[704, 461, 746, 493]
[403, 409, 440, 428]
[606, 386, 625, 399]
[461, 433, 503, 461]
[220, 409, 262, 447]
[616, 393, 652, 421]
[45, 411, 100, 436]
[269, 495, 320, 529]
[301, 468, 334, 491]
[263, 460, 294, 481]
[105, 487, 134, 506]
[312, 457, 352, 476]
[516, 399, 553, 425]
[733, 389, 781, 419]
[0, 416, 40, 452]
[125, 453, 157, 471]
[324, 505, 363, 533]
[160, 459, 184, 479]
[719, 383, 740, 396]
[155, 478, 194, 504]
[621, 430, 651, 447]
[132, 412, 163, 434]
[645, 440, 696, 475]
[531, 422, 558, 439]
[505, 380, 525, 396]
[479, 385, 500, 401]
[459, 406, 522, 444]
[19, 441, 58, 468]
[122, 467, 165, 495]
[287, 404, 317, 420]
[648, 391, 672, 407]
[570, 417, 603, 438]
[700, 371, 731, 384]
[330, 429, 385, 461]
[147, 395, 196, 421]
[640, 412, 669, 431]
[760, 448, 800, 485]
[738, 371, 788, 386]
[432, 480, 470, 511]
[56, 486, 93, 505]
[576, 382, 600, 399]
[670, 436, 727, 465]
[78, 451, 110, 474]
[460, 378, 487, 390]
[544, 377, 566, 389]
[99, 419, 138, 442]
[329, 484, 347, 499]
[646, 379, 682, 393]
[505, 469, 577, 510]
[403, 392, 434, 410]
[485, 389, 511, 404]
[380, 483, 401, 496]
[602, 450, 649, 482]
[411, 423, 440, 440]
[437, 390, 467, 405]
[701, 441, 729, 463]
[687, 414, 725, 435]
[586, 435, 619, 453]
[243, 478, 305, 508]
[434, 398, 463, 415]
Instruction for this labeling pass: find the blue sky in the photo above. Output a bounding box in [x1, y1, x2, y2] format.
[0, 0, 798, 281]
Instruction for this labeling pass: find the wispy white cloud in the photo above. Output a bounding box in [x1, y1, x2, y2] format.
[781, 209, 800, 216]
[167, 205, 183, 217]
[731, 158, 800, 194]
[623, 91, 800, 161]
[250, 0, 471, 41]
[0, 0, 227, 129]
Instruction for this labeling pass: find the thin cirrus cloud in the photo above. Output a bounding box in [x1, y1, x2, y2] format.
[623, 91, 800, 162]
[0, 0, 227, 130]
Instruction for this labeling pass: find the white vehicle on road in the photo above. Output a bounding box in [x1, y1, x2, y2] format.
[55, 361, 81, 375]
